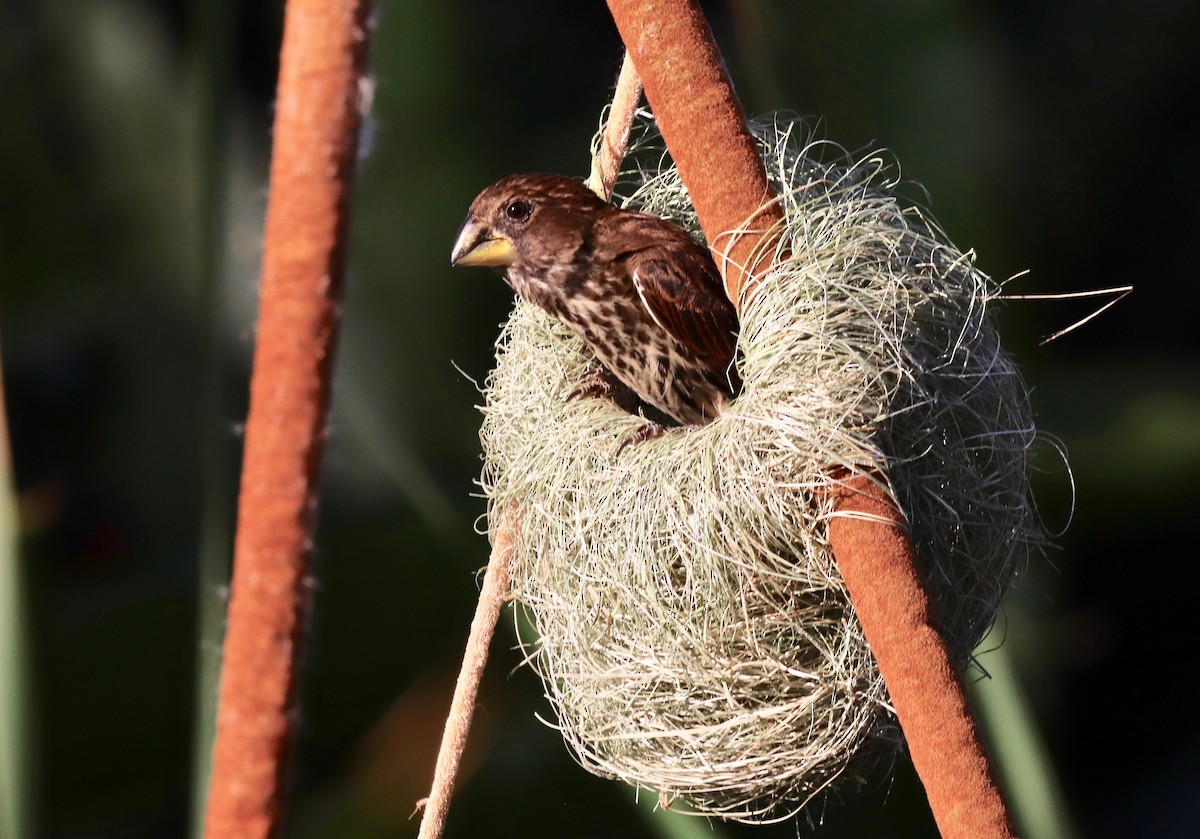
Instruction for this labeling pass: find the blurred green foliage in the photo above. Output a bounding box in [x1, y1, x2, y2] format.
[1, 0, 1197, 837]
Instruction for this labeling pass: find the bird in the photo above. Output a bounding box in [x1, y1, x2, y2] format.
[451, 173, 741, 451]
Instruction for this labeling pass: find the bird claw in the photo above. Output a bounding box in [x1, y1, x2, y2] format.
[567, 368, 643, 415]
[614, 420, 667, 458]
[566, 369, 616, 402]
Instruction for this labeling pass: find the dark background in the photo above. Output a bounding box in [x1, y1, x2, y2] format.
[1, 0, 1197, 837]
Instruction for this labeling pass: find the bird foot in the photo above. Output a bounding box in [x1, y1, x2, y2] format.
[567, 368, 618, 402]
[614, 420, 667, 458]
[567, 368, 642, 415]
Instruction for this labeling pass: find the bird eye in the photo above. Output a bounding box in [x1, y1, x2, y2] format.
[505, 199, 533, 221]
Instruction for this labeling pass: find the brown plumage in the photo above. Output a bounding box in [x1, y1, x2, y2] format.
[451, 173, 740, 442]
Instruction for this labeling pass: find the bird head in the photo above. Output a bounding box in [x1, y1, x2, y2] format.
[450, 174, 610, 273]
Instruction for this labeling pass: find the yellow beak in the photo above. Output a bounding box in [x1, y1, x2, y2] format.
[450, 216, 515, 267]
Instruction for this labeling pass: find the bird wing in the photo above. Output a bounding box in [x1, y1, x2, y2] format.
[629, 245, 740, 371]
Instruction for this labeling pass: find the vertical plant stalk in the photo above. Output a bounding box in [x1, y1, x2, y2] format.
[201, 1, 371, 837]
[969, 641, 1080, 839]
[416, 526, 513, 839]
[189, 0, 233, 835]
[0, 353, 34, 839]
[605, 1, 1015, 836]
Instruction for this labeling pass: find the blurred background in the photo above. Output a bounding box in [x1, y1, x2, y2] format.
[1, 0, 1197, 837]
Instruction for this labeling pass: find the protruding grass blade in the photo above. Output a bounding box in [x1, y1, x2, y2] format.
[187, 0, 233, 834]
[971, 640, 1081, 839]
[0, 350, 34, 839]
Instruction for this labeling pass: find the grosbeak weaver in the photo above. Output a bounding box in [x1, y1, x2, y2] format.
[451, 174, 740, 445]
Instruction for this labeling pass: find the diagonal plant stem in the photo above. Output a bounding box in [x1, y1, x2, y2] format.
[605, 1, 1015, 836]
[415, 56, 643, 832]
[416, 525, 513, 839]
[415, 57, 646, 834]
[827, 476, 1016, 838]
[201, 1, 372, 837]
[607, 0, 784, 305]
[586, 51, 643, 202]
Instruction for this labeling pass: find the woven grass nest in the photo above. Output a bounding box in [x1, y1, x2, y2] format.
[479, 115, 1041, 822]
